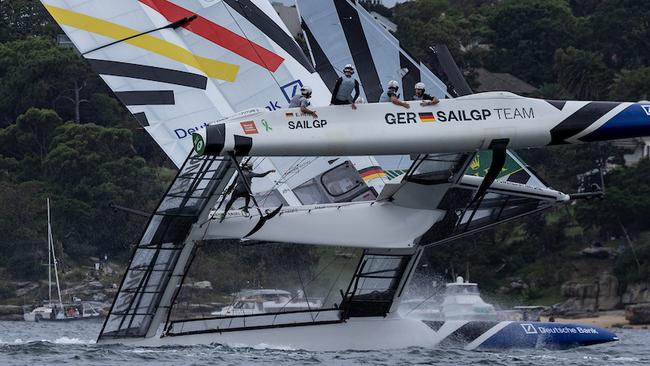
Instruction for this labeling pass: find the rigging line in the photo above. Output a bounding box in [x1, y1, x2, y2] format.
[296, 267, 315, 322]
[82, 14, 198, 56]
[220, 1, 283, 90]
[315, 256, 348, 321]
[403, 291, 438, 317]
[271, 254, 339, 324]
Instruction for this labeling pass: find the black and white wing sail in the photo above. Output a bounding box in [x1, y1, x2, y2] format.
[297, 0, 450, 102]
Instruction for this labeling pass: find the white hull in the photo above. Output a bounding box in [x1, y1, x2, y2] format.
[100, 317, 438, 351]
[197, 93, 650, 158]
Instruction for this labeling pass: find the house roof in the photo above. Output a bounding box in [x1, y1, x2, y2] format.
[475, 68, 538, 95]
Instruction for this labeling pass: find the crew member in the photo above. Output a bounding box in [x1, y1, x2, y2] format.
[221, 163, 275, 221]
[289, 85, 318, 117]
[331, 64, 360, 110]
[412, 82, 440, 106]
[379, 80, 410, 109]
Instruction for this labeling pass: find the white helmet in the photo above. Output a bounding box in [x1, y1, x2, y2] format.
[387, 80, 399, 91]
[301, 85, 312, 97]
[344, 64, 355, 73]
[415, 82, 426, 90]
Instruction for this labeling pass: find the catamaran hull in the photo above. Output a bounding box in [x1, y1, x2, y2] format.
[97, 317, 617, 351]
[196, 93, 650, 157]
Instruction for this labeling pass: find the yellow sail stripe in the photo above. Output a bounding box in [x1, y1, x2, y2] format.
[45, 5, 239, 82]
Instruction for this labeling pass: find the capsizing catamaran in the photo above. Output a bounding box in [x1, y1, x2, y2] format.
[40, 0, 628, 350]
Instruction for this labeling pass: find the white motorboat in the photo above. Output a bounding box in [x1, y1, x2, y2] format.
[211, 289, 322, 317]
[401, 276, 497, 321]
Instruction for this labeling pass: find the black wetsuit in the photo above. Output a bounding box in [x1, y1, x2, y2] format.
[222, 169, 272, 219]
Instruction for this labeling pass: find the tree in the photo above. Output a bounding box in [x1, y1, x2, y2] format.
[0, 37, 96, 126]
[482, 0, 577, 85]
[553, 47, 612, 100]
[579, 0, 650, 70]
[0, 108, 63, 180]
[0, 0, 58, 42]
[609, 67, 650, 101]
[43, 123, 164, 256]
[393, 1, 473, 61]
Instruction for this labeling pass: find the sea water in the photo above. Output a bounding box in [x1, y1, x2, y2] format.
[0, 320, 648, 365]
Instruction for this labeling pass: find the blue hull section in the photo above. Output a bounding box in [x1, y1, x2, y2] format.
[478, 321, 619, 350]
[582, 103, 650, 142]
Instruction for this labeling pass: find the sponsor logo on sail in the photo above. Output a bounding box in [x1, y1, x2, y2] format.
[240, 121, 259, 135]
[521, 323, 538, 335]
[281, 79, 303, 103]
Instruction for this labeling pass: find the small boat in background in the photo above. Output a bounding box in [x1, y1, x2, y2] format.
[23, 199, 103, 322]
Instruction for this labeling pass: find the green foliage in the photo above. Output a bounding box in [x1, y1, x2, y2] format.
[553, 47, 612, 100]
[575, 159, 650, 235]
[0, 37, 96, 125]
[610, 67, 650, 101]
[482, 0, 577, 84]
[392, 0, 476, 62]
[0, 0, 58, 42]
[578, 0, 650, 71]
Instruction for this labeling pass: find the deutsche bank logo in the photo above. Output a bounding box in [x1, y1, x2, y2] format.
[281, 80, 303, 103]
[520, 323, 538, 334]
[641, 105, 650, 116]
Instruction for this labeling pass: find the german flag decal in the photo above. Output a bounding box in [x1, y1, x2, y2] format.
[359, 166, 386, 181]
[419, 112, 436, 123]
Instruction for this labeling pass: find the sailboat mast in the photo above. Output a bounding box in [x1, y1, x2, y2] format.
[47, 198, 52, 304]
[48, 200, 64, 308]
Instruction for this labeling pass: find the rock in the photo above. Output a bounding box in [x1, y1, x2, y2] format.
[0, 305, 22, 315]
[0, 305, 24, 320]
[598, 274, 620, 310]
[496, 277, 528, 295]
[625, 303, 650, 325]
[622, 282, 650, 305]
[555, 282, 599, 316]
[87, 281, 104, 290]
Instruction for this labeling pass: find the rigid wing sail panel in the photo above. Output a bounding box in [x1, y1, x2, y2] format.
[41, 0, 330, 167]
[297, 0, 449, 101]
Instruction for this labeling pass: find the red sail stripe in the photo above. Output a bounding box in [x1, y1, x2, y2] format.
[139, 0, 284, 72]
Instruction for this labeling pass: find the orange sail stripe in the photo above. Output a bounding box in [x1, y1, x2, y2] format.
[44, 5, 239, 82]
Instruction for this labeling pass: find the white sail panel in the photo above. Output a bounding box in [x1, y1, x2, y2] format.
[41, 0, 330, 167]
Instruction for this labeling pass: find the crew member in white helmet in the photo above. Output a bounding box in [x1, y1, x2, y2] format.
[331, 64, 360, 110]
[412, 82, 440, 106]
[289, 85, 318, 117]
[379, 80, 409, 109]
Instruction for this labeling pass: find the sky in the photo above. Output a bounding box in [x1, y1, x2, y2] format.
[274, 0, 408, 7]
